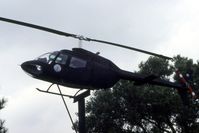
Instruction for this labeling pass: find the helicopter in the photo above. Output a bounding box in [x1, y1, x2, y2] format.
[0, 17, 195, 105]
[21, 47, 186, 90]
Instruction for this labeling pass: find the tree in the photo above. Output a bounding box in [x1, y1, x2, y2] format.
[0, 98, 7, 133]
[83, 55, 199, 133]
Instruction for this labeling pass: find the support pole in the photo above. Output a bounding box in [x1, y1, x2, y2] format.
[78, 98, 86, 133]
[74, 90, 90, 133]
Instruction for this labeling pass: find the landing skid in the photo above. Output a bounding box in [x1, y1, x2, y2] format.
[36, 84, 78, 99]
[36, 83, 90, 133]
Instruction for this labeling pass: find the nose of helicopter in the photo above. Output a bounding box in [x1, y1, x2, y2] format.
[21, 60, 43, 76]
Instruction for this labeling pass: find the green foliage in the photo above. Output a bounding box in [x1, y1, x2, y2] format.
[0, 99, 6, 110]
[0, 98, 7, 133]
[139, 57, 173, 79]
[79, 55, 199, 133]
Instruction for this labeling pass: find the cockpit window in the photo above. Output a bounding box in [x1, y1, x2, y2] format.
[69, 57, 87, 68]
[37, 51, 58, 64]
[55, 54, 68, 65]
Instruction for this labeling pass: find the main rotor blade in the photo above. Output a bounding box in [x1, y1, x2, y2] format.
[0, 17, 76, 38]
[88, 38, 173, 60]
[0, 17, 173, 60]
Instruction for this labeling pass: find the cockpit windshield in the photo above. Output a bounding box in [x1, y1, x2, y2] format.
[36, 51, 59, 64]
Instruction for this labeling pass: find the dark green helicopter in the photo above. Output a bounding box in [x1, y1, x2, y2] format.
[0, 17, 195, 105]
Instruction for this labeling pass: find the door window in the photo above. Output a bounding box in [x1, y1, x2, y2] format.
[69, 57, 87, 68]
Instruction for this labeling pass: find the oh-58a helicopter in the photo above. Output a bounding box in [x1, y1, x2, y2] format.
[0, 17, 196, 106]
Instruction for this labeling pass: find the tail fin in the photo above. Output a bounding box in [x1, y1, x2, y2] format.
[175, 69, 196, 105]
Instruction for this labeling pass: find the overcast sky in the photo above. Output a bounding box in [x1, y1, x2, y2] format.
[0, 0, 199, 133]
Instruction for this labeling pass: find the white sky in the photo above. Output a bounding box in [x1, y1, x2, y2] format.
[0, 0, 199, 133]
